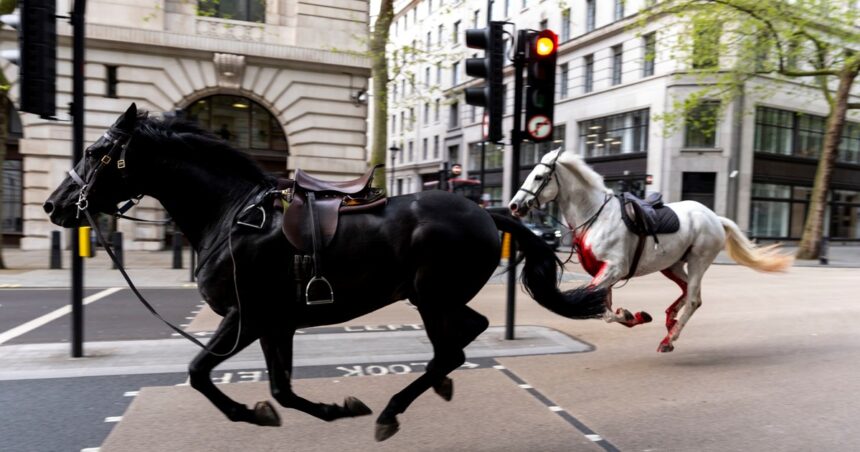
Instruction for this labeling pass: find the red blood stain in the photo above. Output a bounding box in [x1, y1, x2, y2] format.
[574, 232, 605, 279]
[660, 269, 688, 332]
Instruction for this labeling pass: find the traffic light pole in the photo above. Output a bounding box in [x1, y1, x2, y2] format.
[70, 0, 87, 358]
[505, 30, 527, 341]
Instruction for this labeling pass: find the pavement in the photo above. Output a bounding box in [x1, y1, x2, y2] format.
[1, 242, 858, 288]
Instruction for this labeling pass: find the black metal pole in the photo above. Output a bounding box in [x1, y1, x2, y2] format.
[505, 30, 527, 341]
[50, 230, 62, 269]
[111, 231, 123, 269]
[390, 153, 395, 195]
[70, 0, 87, 358]
[190, 249, 196, 282]
[480, 141, 486, 196]
[172, 232, 183, 269]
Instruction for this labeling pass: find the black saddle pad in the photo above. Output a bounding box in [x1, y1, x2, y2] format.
[651, 205, 680, 234]
[618, 193, 680, 236]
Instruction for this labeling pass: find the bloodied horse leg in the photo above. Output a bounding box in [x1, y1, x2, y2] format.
[375, 304, 488, 442]
[260, 332, 372, 421]
[660, 262, 689, 335]
[187, 309, 276, 425]
[591, 264, 652, 328]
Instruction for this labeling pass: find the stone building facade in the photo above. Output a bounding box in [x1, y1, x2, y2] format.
[2, 0, 371, 250]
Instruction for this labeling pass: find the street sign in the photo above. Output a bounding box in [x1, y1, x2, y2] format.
[526, 114, 552, 141]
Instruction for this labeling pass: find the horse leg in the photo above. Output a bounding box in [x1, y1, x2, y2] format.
[660, 262, 689, 335]
[659, 255, 711, 353]
[592, 264, 652, 328]
[375, 304, 488, 442]
[187, 309, 274, 425]
[260, 333, 372, 421]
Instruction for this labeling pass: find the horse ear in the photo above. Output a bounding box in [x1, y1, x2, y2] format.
[114, 103, 138, 131]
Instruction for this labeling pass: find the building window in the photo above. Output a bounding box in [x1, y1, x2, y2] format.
[434, 135, 440, 158]
[198, 0, 265, 23]
[579, 109, 649, 157]
[449, 101, 460, 129]
[426, 31, 432, 49]
[586, 0, 596, 32]
[452, 62, 460, 85]
[692, 22, 720, 69]
[840, 123, 860, 164]
[2, 160, 22, 234]
[751, 183, 860, 240]
[453, 21, 461, 44]
[559, 63, 569, 99]
[684, 101, 720, 148]
[434, 99, 440, 122]
[473, 9, 480, 28]
[408, 141, 414, 162]
[561, 9, 571, 42]
[754, 107, 794, 156]
[422, 138, 429, 160]
[448, 144, 460, 164]
[611, 45, 623, 85]
[584, 54, 594, 93]
[522, 125, 566, 165]
[105, 65, 118, 98]
[504, 0, 510, 17]
[185, 95, 288, 174]
[614, 0, 625, 21]
[436, 64, 442, 84]
[438, 24, 444, 46]
[423, 102, 430, 125]
[643, 32, 656, 77]
[469, 142, 504, 171]
[796, 114, 826, 158]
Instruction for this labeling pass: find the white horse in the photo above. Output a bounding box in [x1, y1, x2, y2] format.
[509, 149, 793, 352]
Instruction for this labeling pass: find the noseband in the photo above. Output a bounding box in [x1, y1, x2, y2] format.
[68, 129, 141, 218]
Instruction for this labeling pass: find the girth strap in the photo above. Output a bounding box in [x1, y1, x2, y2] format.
[624, 234, 648, 280]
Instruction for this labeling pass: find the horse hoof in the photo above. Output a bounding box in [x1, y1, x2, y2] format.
[434, 377, 454, 401]
[344, 396, 372, 417]
[254, 401, 281, 427]
[638, 311, 653, 323]
[375, 419, 400, 442]
[657, 342, 675, 353]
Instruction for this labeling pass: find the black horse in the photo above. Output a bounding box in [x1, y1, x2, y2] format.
[44, 104, 604, 441]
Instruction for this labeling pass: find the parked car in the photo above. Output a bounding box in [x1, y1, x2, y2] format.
[485, 206, 562, 250]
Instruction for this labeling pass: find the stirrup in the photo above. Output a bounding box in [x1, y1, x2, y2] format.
[306, 276, 334, 305]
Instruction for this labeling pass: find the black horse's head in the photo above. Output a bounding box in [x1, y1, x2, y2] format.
[44, 103, 143, 227]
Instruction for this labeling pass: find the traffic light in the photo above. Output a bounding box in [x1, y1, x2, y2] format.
[524, 29, 558, 143]
[464, 21, 505, 143]
[0, 0, 57, 119]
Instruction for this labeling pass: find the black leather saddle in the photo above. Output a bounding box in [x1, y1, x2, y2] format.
[618, 192, 680, 241]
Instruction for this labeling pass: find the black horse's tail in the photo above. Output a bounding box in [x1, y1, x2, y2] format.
[490, 212, 606, 319]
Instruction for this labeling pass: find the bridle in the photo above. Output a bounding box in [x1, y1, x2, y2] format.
[516, 150, 563, 209]
[64, 124, 244, 357]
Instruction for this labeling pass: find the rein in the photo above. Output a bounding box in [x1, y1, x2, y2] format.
[67, 129, 270, 357]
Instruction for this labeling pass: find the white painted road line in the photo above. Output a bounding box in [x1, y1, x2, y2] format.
[123, 391, 139, 397]
[586, 434, 604, 442]
[548, 406, 564, 412]
[81, 448, 101, 452]
[0, 287, 124, 346]
[518, 384, 533, 389]
[104, 416, 122, 423]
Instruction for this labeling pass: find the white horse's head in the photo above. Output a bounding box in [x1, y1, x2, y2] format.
[509, 149, 564, 216]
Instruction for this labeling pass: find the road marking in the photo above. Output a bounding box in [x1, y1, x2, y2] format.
[123, 391, 139, 397]
[81, 448, 101, 452]
[0, 287, 123, 346]
[494, 363, 620, 452]
[518, 384, 533, 389]
[0, 284, 22, 288]
[104, 416, 122, 423]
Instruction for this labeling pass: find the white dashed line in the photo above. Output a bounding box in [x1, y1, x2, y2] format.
[518, 384, 533, 389]
[123, 391, 139, 397]
[492, 365, 506, 370]
[81, 448, 101, 452]
[585, 434, 604, 442]
[104, 416, 122, 423]
[548, 406, 564, 412]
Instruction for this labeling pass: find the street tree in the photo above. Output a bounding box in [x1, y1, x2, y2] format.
[636, 0, 860, 259]
[368, 1, 467, 191]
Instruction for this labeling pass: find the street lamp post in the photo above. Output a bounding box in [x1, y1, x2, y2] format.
[389, 145, 400, 195]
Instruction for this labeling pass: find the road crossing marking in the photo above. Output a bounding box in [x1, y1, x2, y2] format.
[81, 448, 101, 452]
[104, 416, 123, 423]
[0, 287, 123, 346]
[123, 391, 139, 397]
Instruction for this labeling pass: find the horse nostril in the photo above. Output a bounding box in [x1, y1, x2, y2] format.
[509, 202, 518, 213]
[43, 201, 55, 214]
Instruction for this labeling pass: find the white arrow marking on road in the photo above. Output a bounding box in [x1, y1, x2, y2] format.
[0, 287, 123, 346]
[461, 362, 479, 369]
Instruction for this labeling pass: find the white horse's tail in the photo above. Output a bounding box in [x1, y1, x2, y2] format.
[719, 217, 793, 272]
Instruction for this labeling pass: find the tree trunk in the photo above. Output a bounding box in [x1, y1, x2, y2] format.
[369, 0, 394, 191]
[796, 64, 859, 259]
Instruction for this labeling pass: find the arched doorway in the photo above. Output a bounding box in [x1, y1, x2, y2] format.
[185, 95, 289, 176]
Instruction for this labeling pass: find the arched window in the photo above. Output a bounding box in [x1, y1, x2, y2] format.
[198, 0, 265, 23]
[185, 95, 288, 175]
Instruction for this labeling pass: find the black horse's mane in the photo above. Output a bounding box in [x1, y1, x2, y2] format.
[134, 114, 275, 185]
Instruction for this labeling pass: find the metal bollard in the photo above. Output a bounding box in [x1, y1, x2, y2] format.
[189, 249, 196, 282]
[50, 230, 62, 269]
[111, 231, 124, 269]
[172, 232, 183, 269]
[819, 236, 829, 265]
